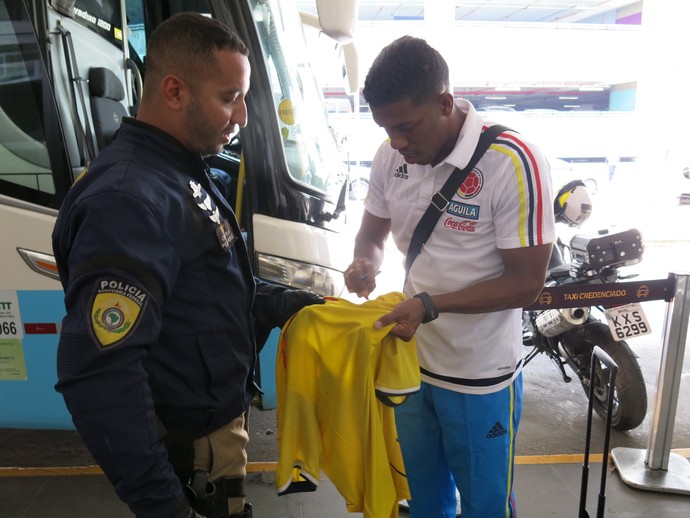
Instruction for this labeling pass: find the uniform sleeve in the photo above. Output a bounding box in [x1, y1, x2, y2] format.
[54, 190, 183, 517]
[491, 133, 556, 249]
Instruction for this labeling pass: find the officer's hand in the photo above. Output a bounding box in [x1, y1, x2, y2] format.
[344, 258, 377, 299]
[253, 283, 325, 346]
[274, 289, 325, 327]
[373, 296, 425, 342]
[172, 498, 207, 518]
[182, 509, 206, 518]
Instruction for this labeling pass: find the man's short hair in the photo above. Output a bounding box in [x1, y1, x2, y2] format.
[144, 12, 248, 94]
[363, 36, 449, 108]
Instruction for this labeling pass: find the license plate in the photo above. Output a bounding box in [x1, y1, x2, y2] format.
[604, 303, 651, 341]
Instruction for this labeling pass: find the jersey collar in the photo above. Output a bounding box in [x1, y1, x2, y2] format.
[441, 99, 485, 172]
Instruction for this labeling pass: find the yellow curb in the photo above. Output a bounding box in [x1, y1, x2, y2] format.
[1, 449, 688, 477]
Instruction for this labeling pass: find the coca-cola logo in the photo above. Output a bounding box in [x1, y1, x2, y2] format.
[444, 217, 477, 232]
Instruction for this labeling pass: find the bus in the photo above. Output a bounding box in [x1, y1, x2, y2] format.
[0, 0, 358, 428]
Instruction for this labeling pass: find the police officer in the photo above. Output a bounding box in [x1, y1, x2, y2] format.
[52, 13, 322, 518]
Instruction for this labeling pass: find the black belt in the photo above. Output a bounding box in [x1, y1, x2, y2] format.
[156, 404, 235, 431]
[420, 359, 523, 388]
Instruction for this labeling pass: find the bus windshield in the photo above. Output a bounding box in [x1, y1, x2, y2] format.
[69, 0, 123, 48]
[0, 0, 58, 201]
[250, 0, 343, 199]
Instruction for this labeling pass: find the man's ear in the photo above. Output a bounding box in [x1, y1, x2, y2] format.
[160, 74, 187, 111]
[439, 91, 455, 115]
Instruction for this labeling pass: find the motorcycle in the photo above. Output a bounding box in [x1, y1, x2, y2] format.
[522, 181, 648, 431]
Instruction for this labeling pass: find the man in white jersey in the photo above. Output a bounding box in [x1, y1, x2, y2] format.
[344, 36, 555, 518]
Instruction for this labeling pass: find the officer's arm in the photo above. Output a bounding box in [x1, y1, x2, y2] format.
[55, 192, 183, 517]
[253, 280, 324, 347]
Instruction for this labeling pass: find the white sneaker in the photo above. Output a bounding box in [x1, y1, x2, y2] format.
[398, 489, 461, 516]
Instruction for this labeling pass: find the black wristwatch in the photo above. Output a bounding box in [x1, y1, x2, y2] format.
[413, 292, 439, 323]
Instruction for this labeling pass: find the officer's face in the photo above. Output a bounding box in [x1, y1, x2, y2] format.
[371, 93, 456, 168]
[184, 49, 250, 156]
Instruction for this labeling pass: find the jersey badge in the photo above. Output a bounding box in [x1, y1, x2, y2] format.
[456, 168, 483, 199]
[90, 279, 147, 348]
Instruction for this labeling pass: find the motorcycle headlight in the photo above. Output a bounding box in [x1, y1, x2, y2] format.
[256, 253, 344, 297]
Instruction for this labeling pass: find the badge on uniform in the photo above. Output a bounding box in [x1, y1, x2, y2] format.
[189, 180, 237, 252]
[216, 218, 236, 252]
[90, 278, 147, 348]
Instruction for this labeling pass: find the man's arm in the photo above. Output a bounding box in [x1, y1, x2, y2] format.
[375, 243, 552, 341]
[344, 210, 392, 298]
[434, 243, 552, 313]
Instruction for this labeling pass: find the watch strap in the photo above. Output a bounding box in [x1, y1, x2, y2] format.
[413, 291, 439, 323]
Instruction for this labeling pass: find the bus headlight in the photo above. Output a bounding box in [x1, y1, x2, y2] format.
[256, 253, 344, 297]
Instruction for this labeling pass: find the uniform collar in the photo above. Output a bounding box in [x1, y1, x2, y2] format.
[120, 117, 209, 178]
[441, 99, 485, 172]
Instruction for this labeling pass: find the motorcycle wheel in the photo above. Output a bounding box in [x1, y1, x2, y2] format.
[560, 322, 648, 431]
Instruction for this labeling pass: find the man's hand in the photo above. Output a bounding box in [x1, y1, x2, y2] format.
[344, 258, 377, 299]
[374, 296, 426, 342]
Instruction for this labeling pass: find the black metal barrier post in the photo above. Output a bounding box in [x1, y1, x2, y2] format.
[610, 273, 690, 495]
[525, 273, 690, 494]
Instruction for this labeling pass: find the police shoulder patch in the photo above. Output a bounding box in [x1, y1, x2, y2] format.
[90, 278, 148, 348]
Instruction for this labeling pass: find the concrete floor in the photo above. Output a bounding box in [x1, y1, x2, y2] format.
[2, 464, 690, 518]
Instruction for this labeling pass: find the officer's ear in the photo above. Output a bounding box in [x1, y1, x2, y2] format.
[160, 74, 188, 111]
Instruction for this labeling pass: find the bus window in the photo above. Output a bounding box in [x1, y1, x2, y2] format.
[70, 0, 123, 49]
[124, 1, 215, 70]
[0, 0, 68, 207]
[251, 0, 343, 199]
[126, 1, 146, 61]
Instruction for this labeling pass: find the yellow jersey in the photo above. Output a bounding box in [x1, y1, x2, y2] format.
[275, 292, 420, 518]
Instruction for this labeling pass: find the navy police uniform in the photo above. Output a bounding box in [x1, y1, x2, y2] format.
[53, 119, 262, 518]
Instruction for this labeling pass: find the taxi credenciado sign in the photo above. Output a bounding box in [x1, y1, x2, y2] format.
[525, 277, 674, 311]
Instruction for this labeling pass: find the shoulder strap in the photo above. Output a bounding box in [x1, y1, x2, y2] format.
[404, 124, 510, 278]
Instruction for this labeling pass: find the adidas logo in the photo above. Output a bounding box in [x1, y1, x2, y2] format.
[486, 421, 507, 439]
[394, 164, 409, 179]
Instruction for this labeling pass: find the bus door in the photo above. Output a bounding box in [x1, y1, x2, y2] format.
[1, 0, 74, 428]
[0, 0, 136, 429]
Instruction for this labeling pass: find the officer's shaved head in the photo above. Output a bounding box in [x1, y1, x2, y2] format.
[144, 12, 248, 97]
